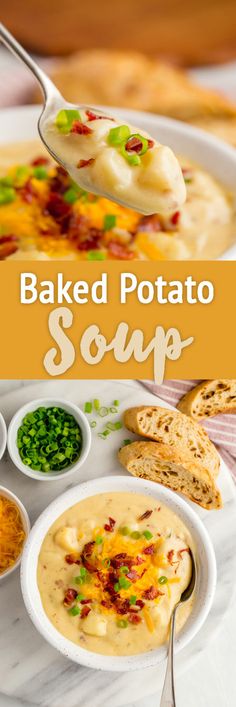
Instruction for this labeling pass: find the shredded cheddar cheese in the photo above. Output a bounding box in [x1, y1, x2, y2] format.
[0, 495, 25, 574]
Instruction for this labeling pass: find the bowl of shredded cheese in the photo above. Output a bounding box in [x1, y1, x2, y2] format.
[0, 486, 30, 580]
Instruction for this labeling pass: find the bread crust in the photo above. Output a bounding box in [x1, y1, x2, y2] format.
[177, 380, 236, 420]
[123, 405, 220, 476]
[118, 440, 222, 510]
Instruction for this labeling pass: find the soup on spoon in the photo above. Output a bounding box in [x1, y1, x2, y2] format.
[42, 107, 186, 215]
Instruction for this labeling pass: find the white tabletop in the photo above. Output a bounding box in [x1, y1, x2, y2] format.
[0, 380, 235, 707]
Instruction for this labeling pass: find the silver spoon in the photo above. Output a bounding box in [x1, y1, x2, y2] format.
[160, 550, 196, 707]
[0, 23, 186, 215]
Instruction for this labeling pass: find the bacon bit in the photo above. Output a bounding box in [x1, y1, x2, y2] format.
[104, 517, 116, 532]
[71, 120, 93, 135]
[136, 214, 162, 233]
[85, 110, 114, 122]
[126, 570, 139, 581]
[45, 193, 71, 223]
[83, 541, 95, 556]
[0, 235, 18, 259]
[126, 136, 143, 153]
[80, 605, 91, 619]
[80, 599, 92, 605]
[142, 585, 159, 600]
[101, 599, 112, 609]
[167, 550, 175, 564]
[31, 156, 49, 166]
[77, 158, 95, 169]
[115, 599, 130, 615]
[170, 211, 180, 226]
[108, 241, 135, 260]
[81, 540, 97, 572]
[148, 139, 154, 149]
[138, 509, 153, 521]
[133, 555, 144, 566]
[65, 554, 80, 565]
[136, 599, 145, 609]
[143, 544, 155, 555]
[63, 588, 78, 606]
[19, 178, 37, 204]
[128, 612, 142, 624]
[178, 548, 190, 559]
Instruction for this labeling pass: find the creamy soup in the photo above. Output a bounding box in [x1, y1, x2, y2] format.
[43, 108, 186, 215]
[0, 142, 234, 260]
[37, 492, 194, 656]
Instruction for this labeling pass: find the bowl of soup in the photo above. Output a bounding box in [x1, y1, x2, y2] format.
[20, 475, 216, 670]
[0, 105, 235, 261]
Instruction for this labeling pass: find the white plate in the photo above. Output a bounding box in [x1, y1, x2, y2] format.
[0, 379, 236, 707]
[0, 105, 236, 260]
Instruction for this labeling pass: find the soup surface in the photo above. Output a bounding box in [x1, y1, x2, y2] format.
[0, 141, 235, 261]
[37, 491, 194, 656]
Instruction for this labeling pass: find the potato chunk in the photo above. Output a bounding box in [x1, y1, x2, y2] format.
[82, 612, 107, 637]
[54, 526, 80, 552]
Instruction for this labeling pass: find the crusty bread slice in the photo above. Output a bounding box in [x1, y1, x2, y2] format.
[177, 380, 236, 420]
[118, 441, 222, 510]
[123, 406, 219, 477]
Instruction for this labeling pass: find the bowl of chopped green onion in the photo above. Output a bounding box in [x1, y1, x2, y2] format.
[7, 399, 91, 480]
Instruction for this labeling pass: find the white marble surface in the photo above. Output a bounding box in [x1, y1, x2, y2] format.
[0, 380, 236, 707]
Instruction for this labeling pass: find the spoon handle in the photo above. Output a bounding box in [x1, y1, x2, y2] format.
[160, 609, 177, 707]
[0, 23, 59, 102]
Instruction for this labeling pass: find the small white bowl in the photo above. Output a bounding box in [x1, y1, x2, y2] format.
[21, 475, 216, 671]
[0, 412, 7, 460]
[7, 398, 91, 481]
[0, 485, 30, 581]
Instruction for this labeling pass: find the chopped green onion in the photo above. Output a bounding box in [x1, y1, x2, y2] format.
[103, 214, 117, 230]
[68, 606, 81, 616]
[109, 406, 118, 413]
[90, 421, 97, 428]
[93, 399, 100, 411]
[118, 526, 130, 536]
[120, 566, 129, 574]
[55, 109, 81, 133]
[98, 407, 109, 417]
[80, 567, 87, 577]
[76, 593, 85, 601]
[158, 576, 168, 585]
[143, 530, 153, 540]
[114, 582, 120, 592]
[105, 422, 117, 431]
[108, 125, 130, 146]
[95, 535, 103, 545]
[102, 558, 111, 568]
[98, 430, 111, 439]
[123, 439, 132, 446]
[118, 576, 131, 589]
[84, 402, 92, 413]
[15, 165, 30, 186]
[129, 595, 137, 605]
[131, 531, 141, 540]
[33, 166, 47, 180]
[0, 186, 16, 205]
[114, 421, 122, 430]
[114, 400, 120, 407]
[120, 142, 141, 166]
[74, 576, 83, 585]
[117, 619, 128, 628]
[64, 187, 79, 204]
[87, 251, 106, 261]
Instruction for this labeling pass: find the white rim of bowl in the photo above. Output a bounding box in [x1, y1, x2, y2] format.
[7, 398, 92, 481]
[21, 475, 217, 671]
[0, 485, 30, 580]
[0, 412, 7, 460]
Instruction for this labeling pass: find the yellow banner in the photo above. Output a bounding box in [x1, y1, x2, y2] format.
[1, 261, 235, 381]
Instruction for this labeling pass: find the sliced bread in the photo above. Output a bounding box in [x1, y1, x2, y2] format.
[177, 380, 236, 420]
[118, 440, 222, 510]
[123, 406, 220, 477]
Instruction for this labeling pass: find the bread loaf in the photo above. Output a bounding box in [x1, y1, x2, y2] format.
[123, 406, 219, 477]
[177, 380, 236, 420]
[118, 441, 222, 510]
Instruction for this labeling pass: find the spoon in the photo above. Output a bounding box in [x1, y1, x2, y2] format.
[0, 23, 186, 215]
[160, 550, 196, 707]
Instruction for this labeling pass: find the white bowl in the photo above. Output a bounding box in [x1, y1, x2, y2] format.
[0, 412, 7, 460]
[0, 105, 235, 259]
[7, 398, 91, 481]
[0, 485, 30, 581]
[21, 475, 216, 671]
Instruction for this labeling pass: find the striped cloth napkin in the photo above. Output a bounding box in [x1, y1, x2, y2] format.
[141, 380, 236, 481]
